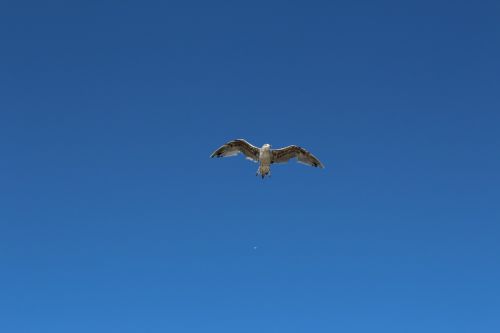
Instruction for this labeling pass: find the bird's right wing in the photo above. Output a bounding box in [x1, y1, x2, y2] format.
[210, 139, 260, 162]
[272, 145, 324, 168]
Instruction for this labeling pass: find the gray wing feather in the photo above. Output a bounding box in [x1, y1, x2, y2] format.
[271, 145, 324, 168]
[210, 139, 260, 162]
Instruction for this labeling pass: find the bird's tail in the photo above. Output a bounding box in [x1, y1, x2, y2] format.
[258, 164, 271, 178]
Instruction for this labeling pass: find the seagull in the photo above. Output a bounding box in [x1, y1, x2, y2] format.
[210, 139, 324, 178]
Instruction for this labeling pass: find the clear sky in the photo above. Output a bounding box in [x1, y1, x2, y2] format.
[1, 1, 499, 332]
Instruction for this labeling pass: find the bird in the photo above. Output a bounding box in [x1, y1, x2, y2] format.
[210, 139, 324, 178]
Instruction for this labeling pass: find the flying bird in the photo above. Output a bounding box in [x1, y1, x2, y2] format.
[210, 139, 324, 178]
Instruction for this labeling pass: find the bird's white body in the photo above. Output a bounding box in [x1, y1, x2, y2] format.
[258, 144, 272, 177]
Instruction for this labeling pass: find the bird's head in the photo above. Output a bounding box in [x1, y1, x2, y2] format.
[262, 143, 271, 150]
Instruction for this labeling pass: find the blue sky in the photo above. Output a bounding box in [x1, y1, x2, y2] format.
[1, 1, 499, 332]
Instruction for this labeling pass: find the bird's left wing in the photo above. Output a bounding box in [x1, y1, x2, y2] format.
[272, 145, 324, 168]
[210, 139, 260, 162]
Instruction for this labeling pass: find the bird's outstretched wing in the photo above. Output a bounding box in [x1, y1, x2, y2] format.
[272, 145, 324, 168]
[210, 139, 260, 162]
